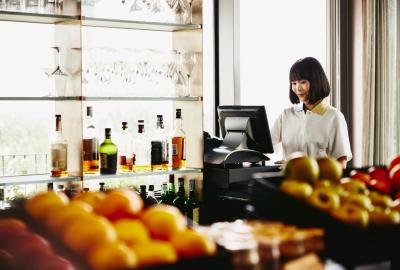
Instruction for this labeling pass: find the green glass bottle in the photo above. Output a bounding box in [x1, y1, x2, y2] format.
[159, 182, 168, 204]
[160, 175, 176, 205]
[173, 177, 186, 213]
[100, 128, 118, 174]
[184, 179, 201, 226]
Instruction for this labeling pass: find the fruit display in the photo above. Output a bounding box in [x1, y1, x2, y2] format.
[2, 188, 219, 270]
[279, 155, 400, 227]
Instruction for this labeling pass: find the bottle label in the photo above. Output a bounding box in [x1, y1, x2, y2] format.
[172, 143, 178, 156]
[100, 153, 108, 169]
[51, 145, 67, 171]
[193, 207, 200, 224]
[83, 138, 98, 160]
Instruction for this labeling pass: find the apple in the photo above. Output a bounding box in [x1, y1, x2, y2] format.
[342, 193, 373, 211]
[349, 170, 371, 185]
[340, 178, 369, 195]
[308, 187, 340, 211]
[29, 253, 76, 270]
[0, 249, 15, 270]
[317, 157, 343, 182]
[368, 166, 391, 194]
[388, 155, 400, 172]
[0, 218, 29, 243]
[6, 232, 53, 261]
[283, 155, 319, 183]
[331, 203, 369, 227]
[369, 207, 400, 225]
[389, 164, 400, 192]
[369, 191, 394, 208]
[280, 179, 313, 200]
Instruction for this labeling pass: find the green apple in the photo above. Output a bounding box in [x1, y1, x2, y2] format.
[369, 207, 400, 225]
[315, 179, 332, 188]
[284, 156, 319, 183]
[308, 187, 340, 212]
[369, 191, 394, 208]
[317, 157, 343, 182]
[281, 179, 313, 200]
[331, 203, 369, 227]
[340, 178, 369, 195]
[342, 193, 373, 211]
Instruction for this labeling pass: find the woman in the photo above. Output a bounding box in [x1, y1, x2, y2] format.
[271, 57, 352, 168]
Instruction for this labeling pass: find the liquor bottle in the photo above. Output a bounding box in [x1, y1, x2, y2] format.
[118, 121, 134, 173]
[173, 177, 186, 213]
[99, 182, 106, 192]
[83, 106, 99, 174]
[159, 182, 168, 204]
[100, 128, 118, 174]
[160, 174, 176, 205]
[132, 120, 151, 171]
[184, 179, 200, 226]
[50, 114, 68, 177]
[172, 109, 186, 169]
[139, 185, 158, 207]
[151, 115, 169, 171]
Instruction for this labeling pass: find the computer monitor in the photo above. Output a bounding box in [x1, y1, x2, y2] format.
[218, 105, 274, 154]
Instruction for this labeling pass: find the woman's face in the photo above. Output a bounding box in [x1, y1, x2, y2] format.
[291, 79, 310, 104]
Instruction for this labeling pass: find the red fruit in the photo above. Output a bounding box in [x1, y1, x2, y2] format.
[0, 249, 15, 269]
[368, 166, 391, 194]
[6, 233, 53, 262]
[29, 253, 76, 270]
[0, 218, 29, 243]
[388, 156, 400, 172]
[389, 164, 400, 192]
[349, 170, 371, 185]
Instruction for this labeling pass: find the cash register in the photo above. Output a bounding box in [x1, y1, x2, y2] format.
[202, 105, 281, 224]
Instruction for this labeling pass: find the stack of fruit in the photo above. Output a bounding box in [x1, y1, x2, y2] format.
[0, 217, 75, 270]
[23, 188, 216, 270]
[280, 155, 400, 227]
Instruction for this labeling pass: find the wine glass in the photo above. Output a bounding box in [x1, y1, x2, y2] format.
[180, 50, 197, 97]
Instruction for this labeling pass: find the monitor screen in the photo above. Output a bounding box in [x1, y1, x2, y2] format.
[218, 105, 274, 154]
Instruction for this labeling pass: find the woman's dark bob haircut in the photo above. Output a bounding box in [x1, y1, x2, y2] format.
[289, 57, 330, 104]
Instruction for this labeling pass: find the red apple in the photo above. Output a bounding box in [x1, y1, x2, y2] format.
[6, 232, 53, 262]
[368, 166, 391, 194]
[0, 218, 29, 243]
[349, 170, 371, 185]
[388, 156, 400, 172]
[389, 164, 400, 192]
[29, 253, 76, 270]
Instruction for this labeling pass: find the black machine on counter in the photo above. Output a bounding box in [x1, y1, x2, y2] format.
[202, 105, 281, 223]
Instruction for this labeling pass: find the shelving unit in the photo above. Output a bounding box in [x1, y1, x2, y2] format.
[0, 1, 204, 191]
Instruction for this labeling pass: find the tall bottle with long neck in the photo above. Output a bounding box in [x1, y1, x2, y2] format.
[100, 128, 118, 174]
[133, 120, 151, 171]
[51, 114, 68, 177]
[172, 109, 186, 169]
[83, 106, 99, 174]
[118, 121, 134, 173]
[151, 115, 169, 171]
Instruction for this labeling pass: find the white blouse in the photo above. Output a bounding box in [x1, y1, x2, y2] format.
[271, 100, 352, 161]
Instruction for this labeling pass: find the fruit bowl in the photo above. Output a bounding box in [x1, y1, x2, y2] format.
[248, 171, 400, 268]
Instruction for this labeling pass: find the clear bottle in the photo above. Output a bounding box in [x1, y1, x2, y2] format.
[118, 121, 134, 173]
[50, 114, 68, 177]
[184, 178, 200, 226]
[173, 177, 186, 213]
[132, 120, 151, 171]
[100, 128, 118, 175]
[172, 109, 186, 169]
[83, 106, 99, 175]
[151, 115, 169, 171]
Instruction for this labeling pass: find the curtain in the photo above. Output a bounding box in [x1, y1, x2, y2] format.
[362, 0, 399, 165]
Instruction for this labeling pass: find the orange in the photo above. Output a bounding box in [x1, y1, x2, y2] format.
[62, 214, 117, 255]
[87, 241, 137, 270]
[130, 240, 177, 267]
[72, 191, 106, 209]
[25, 191, 69, 220]
[113, 219, 150, 246]
[170, 229, 217, 258]
[95, 189, 143, 222]
[140, 205, 186, 240]
[44, 200, 93, 235]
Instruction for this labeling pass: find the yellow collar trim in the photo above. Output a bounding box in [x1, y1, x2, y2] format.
[311, 99, 328, 115]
